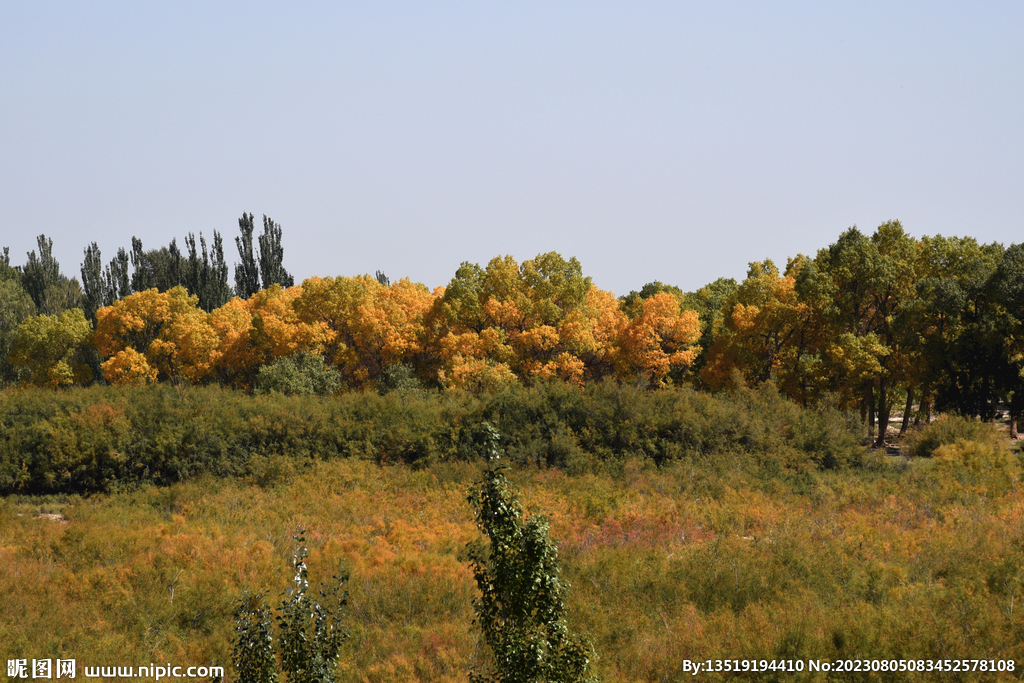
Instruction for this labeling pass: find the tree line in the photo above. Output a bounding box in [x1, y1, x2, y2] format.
[1, 219, 1021, 441]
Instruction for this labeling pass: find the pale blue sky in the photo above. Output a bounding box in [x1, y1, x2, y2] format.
[2, 2, 1022, 296]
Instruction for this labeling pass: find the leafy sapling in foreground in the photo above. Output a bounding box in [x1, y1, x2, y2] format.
[232, 532, 349, 683]
[466, 423, 596, 683]
[233, 591, 278, 683]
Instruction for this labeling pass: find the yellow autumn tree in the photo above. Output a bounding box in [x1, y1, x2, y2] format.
[94, 287, 220, 384]
[207, 296, 260, 387]
[428, 253, 607, 388]
[208, 284, 328, 389]
[701, 260, 820, 397]
[101, 347, 157, 386]
[616, 292, 700, 385]
[559, 285, 627, 382]
[293, 275, 435, 388]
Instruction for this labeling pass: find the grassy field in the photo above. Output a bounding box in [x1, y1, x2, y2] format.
[2, 443, 1023, 681]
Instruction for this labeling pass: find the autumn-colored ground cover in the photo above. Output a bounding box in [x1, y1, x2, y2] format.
[2, 446, 1022, 681]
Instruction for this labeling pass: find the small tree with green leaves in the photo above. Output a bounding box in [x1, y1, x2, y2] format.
[254, 351, 341, 397]
[232, 532, 349, 683]
[233, 592, 278, 683]
[466, 423, 596, 683]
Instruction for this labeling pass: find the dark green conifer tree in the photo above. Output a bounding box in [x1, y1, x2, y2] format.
[235, 212, 261, 298]
[258, 215, 294, 289]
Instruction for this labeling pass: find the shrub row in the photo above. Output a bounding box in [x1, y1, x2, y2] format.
[901, 413, 1005, 457]
[0, 381, 866, 494]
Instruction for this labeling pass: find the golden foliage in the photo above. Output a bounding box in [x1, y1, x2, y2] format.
[101, 348, 157, 386]
[208, 285, 328, 388]
[95, 287, 220, 384]
[616, 292, 700, 385]
[428, 254, 637, 387]
[294, 275, 436, 388]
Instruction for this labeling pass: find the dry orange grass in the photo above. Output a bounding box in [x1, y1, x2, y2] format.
[2, 454, 1023, 681]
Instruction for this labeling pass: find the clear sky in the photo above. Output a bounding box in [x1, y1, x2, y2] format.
[2, 2, 1022, 296]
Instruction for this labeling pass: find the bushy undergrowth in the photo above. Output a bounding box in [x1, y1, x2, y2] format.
[902, 414, 1005, 458]
[2, 456, 1022, 682]
[0, 381, 863, 494]
[930, 439, 1021, 500]
[254, 351, 342, 397]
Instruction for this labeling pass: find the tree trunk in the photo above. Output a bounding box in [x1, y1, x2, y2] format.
[1011, 416, 1019, 440]
[917, 389, 931, 427]
[899, 387, 914, 436]
[866, 383, 875, 442]
[875, 378, 891, 449]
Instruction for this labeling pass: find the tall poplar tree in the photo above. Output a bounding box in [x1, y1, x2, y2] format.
[184, 231, 232, 311]
[129, 237, 151, 293]
[21, 235, 62, 310]
[466, 424, 596, 683]
[234, 212, 261, 298]
[104, 247, 131, 305]
[80, 242, 104, 322]
[258, 215, 294, 289]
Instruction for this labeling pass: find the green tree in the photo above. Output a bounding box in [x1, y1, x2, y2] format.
[466, 424, 596, 683]
[104, 247, 132, 305]
[183, 231, 232, 312]
[235, 212, 262, 298]
[276, 539, 349, 683]
[80, 242, 105, 322]
[258, 215, 294, 289]
[0, 248, 16, 280]
[993, 243, 1024, 437]
[17, 234, 84, 316]
[232, 532, 349, 683]
[0, 278, 37, 384]
[38, 277, 84, 317]
[680, 276, 738, 378]
[8, 308, 93, 387]
[914, 238, 1006, 422]
[129, 237, 187, 294]
[808, 223, 920, 446]
[129, 236, 152, 293]
[895, 235, 1002, 427]
[233, 592, 278, 683]
[435, 261, 487, 331]
[20, 234, 62, 309]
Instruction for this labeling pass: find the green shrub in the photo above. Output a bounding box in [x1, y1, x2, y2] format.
[0, 380, 867, 494]
[902, 415, 1002, 457]
[255, 352, 341, 397]
[376, 362, 422, 395]
[931, 438, 1019, 499]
